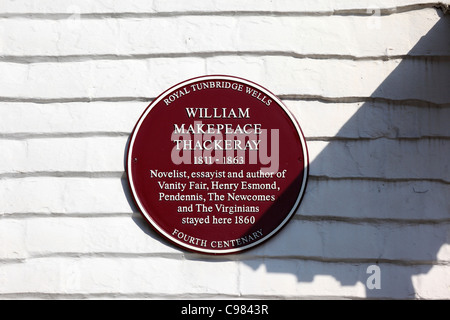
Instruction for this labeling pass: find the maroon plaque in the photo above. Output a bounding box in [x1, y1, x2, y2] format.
[127, 75, 308, 254]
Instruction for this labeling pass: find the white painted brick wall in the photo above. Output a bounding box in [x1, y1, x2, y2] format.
[0, 1, 449, 299]
[0, 11, 445, 58]
[0, 57, 448, 103]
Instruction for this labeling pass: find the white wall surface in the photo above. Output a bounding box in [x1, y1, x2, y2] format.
[0, 0, 449, 299]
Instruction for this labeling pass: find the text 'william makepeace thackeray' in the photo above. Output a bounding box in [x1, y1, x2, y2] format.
[167, 82, 280, 172]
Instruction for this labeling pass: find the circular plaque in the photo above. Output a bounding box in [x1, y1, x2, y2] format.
[127, 75, 308, 254]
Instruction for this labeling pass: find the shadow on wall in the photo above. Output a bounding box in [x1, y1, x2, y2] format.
[125, 9, 450, 299]
[241, 10, 449, 299]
